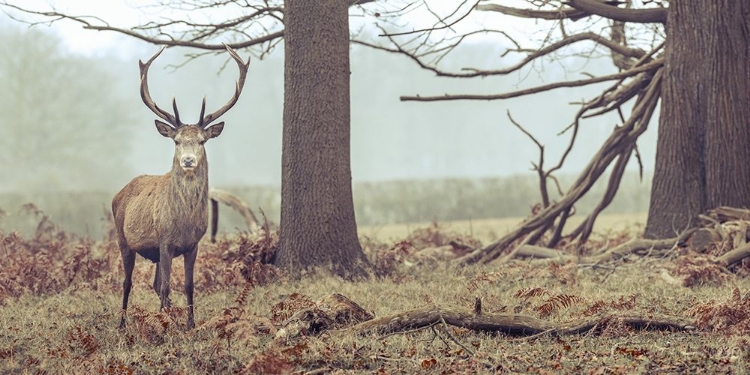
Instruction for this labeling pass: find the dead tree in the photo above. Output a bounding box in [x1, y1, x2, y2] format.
[354, 1, 676, 264]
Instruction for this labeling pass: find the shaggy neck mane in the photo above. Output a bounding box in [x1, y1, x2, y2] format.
[168, 159, 209, 211]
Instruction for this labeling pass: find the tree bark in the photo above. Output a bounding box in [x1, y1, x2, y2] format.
[275, 0, 371, 279]
[646, 1, 750, 238]
[351, 306, 694, 336]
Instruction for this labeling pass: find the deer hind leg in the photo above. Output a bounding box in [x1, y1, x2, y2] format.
[119, 248, 136, 329]
[152, 262, 161, 297]
[183, 245, 199, 330]
[158, 243, 173, 311]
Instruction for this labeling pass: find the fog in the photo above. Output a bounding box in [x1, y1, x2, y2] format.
[2, 34, 656, 188]
[0, 4, 656, 234]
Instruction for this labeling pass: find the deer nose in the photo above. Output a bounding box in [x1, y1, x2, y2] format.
[181, 155, 196, 167]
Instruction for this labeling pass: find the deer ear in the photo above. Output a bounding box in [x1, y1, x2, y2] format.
[205, 122, 224, 139]
[155, 120, 176, 138]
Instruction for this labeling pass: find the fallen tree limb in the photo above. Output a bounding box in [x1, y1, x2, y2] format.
[209, 188, 259, 242]
[456, 70, 664, 266]
[515, 245, 574, 260]
[467, 232, 690, 266]
[717, 242, 750, 267]
[704, 206, 750, 223]
[586, 232, 692, 264]
[351, 306, 694, 336]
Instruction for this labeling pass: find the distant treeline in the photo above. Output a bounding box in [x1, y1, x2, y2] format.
[0, 172, 651, 238]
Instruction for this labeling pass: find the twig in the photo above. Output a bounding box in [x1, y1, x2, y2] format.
[438, 313, 476, 356]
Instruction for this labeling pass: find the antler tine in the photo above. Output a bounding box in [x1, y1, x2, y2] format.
[198, 96, 207, 127]
[172, 97, 181, 126]
[200, 44, 251, 128]
[139, 46, 179, 127]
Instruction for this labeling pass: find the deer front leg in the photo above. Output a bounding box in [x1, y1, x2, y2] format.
[158, 243, 173, 311]
[119, 248, 136, 329]
[184, 245, 199, 330]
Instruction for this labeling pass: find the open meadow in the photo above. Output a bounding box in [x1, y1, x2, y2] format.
[1, 0, 747, 373]
[2, 212, 750, 374]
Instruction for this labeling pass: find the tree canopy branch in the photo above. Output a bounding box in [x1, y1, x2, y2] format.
[477, 1, 666, 24]
[567, 0, 667, 24]
[476, 3, 589, 21]
[0, 0, 376, 51]
[400, 59, 663, 102]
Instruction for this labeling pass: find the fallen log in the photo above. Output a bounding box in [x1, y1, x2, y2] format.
[689, 228, 722, 252]
[515, 245, 574, 260]
[705, 206, 750, 223]
[350, 306, 695, 336]
[477, 232, 690, 265]
[717, 242, 750, 267]
[585, 233, 691, 264]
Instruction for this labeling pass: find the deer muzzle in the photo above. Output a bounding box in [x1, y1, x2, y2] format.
[180, 155, 197, 170]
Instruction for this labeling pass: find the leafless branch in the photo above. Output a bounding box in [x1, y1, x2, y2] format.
[507, 112, 550, 208]
[457, 68, 663, 265]
[567, 0, 667, 24]
[0, 0, 377, 54]
[381, 0, 478, 37]
[399, 59, 662, 102]
[476, 2, 625, 22]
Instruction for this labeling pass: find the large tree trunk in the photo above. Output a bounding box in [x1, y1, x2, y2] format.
[275, 0, 371, 279]
[645, 1, 750, 238]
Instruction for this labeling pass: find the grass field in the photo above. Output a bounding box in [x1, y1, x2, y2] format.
[2, 213, 750, 373]
[360, 212, 647, 243]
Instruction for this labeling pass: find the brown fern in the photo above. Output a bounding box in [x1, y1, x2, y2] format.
[271, 293, 317, 325]
[234, 279, 254, 309]
[514, 287, 550, 300]
[536, 294, 584, 318]
[65, 326, 100, 358]
[466, 271, 504, 292]
[673, 256, 729, 287]
[688, 288, 750, 334]
[583, 295, 638, 316]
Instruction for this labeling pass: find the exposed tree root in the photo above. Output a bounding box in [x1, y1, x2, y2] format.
[350, 306, 694, 336]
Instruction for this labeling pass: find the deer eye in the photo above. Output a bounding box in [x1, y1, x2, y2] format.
[199, 140, 206, 145]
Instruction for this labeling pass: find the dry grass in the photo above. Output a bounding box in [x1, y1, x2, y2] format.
[360, 212, 647, 243]
[2, 211, 750, 374]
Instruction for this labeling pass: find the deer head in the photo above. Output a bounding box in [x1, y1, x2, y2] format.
[138, 45, 250, 174]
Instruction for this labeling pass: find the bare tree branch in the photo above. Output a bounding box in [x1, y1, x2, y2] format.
[457, 68, 663, 265]
[461, 31, 646, 76]
[399, 59, 662, 102]
[381, 0, 478, 37]
[0, 0, 377, 52]
[476, 2, 587, 21]
[568, 0, 667, 24]
[507, 112, 550, 208]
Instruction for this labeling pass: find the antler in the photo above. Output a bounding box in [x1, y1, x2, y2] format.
[139, 46, 182, 127]
[199, 44, 251, 128]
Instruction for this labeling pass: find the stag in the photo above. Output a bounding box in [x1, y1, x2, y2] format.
[113, 45, 249, 330]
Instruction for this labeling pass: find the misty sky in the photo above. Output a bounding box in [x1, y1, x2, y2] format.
[1, 1, 659, 190]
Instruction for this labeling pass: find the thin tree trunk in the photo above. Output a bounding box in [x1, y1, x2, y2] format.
[645, 0, 750, 238]
[275, 0, 371, 279]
